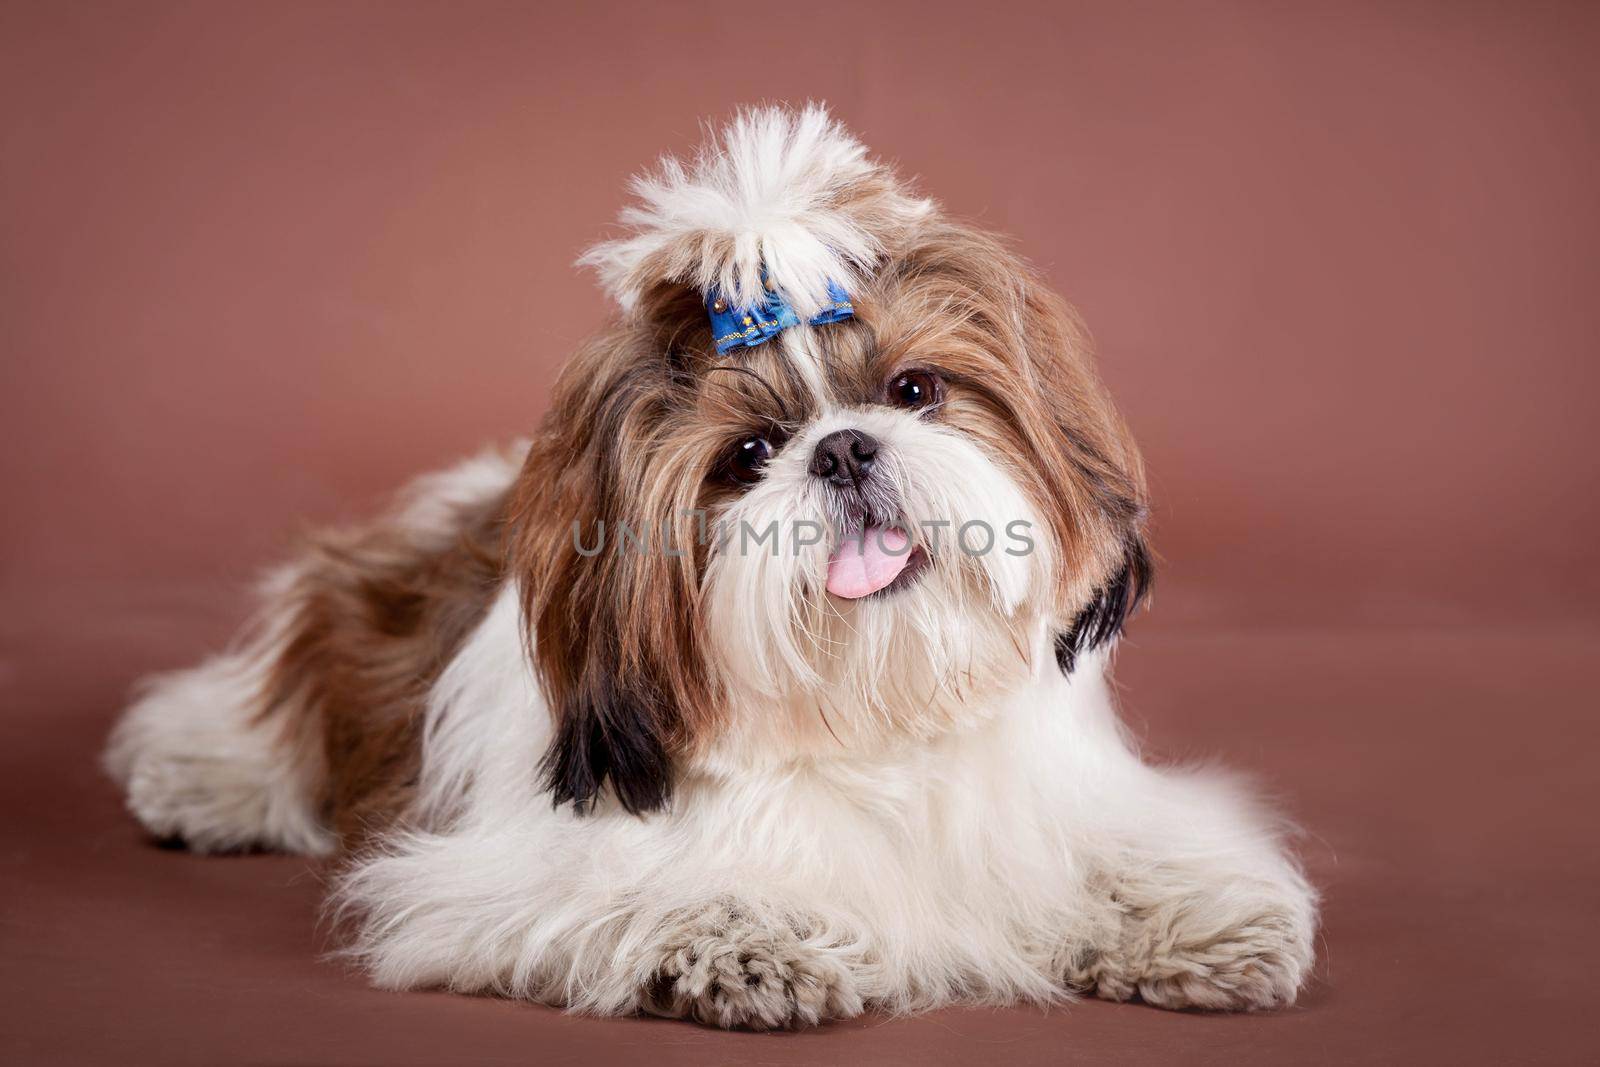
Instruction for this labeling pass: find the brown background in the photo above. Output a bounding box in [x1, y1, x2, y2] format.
[2, 2, 1597, 1063]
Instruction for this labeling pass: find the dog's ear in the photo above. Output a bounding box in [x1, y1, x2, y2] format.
[1007, 253, 1155, 671]
[507, 315, 713, 816]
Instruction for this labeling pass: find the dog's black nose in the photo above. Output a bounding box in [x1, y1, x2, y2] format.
[809, 429, 879, 488]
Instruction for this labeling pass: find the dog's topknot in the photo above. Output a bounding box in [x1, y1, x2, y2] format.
[579, 104, 933, 319]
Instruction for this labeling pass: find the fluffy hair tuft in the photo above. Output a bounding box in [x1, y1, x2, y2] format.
[579, 103, 933, 318]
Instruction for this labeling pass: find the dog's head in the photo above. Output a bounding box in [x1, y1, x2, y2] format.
[508, 106, 1149, 813]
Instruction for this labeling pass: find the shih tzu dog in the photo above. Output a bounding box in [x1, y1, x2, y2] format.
[106, 105, 1317, 1028]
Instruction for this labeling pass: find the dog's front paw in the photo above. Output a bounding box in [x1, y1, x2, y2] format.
[1072, 887, 1315, 1011]
[643, 904, 862, 1030]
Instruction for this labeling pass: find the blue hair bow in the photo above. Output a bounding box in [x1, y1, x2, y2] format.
[706, 278, 854, 355]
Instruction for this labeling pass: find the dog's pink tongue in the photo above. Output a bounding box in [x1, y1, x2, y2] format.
[826, 527, 912, 599]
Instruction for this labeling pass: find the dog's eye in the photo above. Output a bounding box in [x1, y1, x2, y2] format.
[726, 435, 773, 484]
[887, 370, 942, 412]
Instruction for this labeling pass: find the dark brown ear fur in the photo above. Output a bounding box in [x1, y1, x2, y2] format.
[1053, 534, 1152, 674]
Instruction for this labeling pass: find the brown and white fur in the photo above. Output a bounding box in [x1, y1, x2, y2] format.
[106, 105, 1317, 1029]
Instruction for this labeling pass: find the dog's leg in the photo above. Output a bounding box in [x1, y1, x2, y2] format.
[640, 898, 863, 1029]
[335, 826, 865, 1029]
[1065, 769, 1318, 1011]
[103, 567, 333, 855]
[104, 443, 524, 855]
